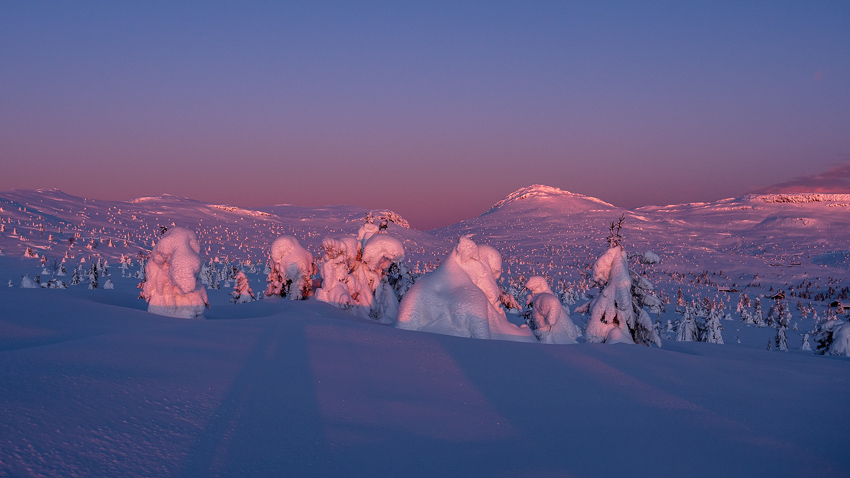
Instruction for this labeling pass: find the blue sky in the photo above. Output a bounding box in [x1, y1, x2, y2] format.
[1, 1, 848, 228]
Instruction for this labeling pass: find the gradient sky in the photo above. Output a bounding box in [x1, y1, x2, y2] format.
[1, 2, 849, 229]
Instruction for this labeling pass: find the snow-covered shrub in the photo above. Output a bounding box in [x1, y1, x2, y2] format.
[230, 271, 256, 304]
[525, 276, 579, 344]
[585, 243, 661, 346]
[20, 274, 39, 288]
[396, 236, 534, 342]
[265, 236, 314, 300]
[640, 251, 660, 264]
[141, 227, 209, 319]
[103, 278, 114, 290]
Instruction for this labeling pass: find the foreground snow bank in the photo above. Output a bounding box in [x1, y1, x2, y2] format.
[396, 237, 534, 342]
[142, 228, 208, 318]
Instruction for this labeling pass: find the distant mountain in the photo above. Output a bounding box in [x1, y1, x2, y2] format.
[1, 186, 848, 290]
[0, 189, 440, 266]
[486, 185, 616, 215]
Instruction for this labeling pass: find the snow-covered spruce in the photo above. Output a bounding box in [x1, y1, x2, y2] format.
[676, 306, 699, 342]
[584, 244, 661, 346]
[396, 236, 535, 342]
[315, 226, 407, 324]
[140, 227, 209, 319]
[230, 271, 256, 304]
[813, 318, 850, 356]
[264, 236, 314, 300]
[525, 276, 580, 344]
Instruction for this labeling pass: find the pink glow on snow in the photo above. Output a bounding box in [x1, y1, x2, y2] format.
[306, 324, 518, 444]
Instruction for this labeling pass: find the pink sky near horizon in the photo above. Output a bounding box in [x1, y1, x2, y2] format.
[1, 3, 848, 229]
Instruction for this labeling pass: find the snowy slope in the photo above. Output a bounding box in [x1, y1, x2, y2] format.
[1, 186, 849, 476]
[1, 261, 848, 477]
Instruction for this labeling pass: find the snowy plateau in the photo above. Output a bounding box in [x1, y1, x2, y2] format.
[0, 185, 848, 477]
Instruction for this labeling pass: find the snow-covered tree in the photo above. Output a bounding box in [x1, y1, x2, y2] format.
[264, 236, 313, 300]
[676, 307, 699, 342]
[584, 220, 661, 346]
[20, 274, 39, 288]
[813, 318, 850, 356]
[230, 271, 256, 304]
[315, 228, 409, 324]
[140, 227, 209, 319]
[87, 264, 99, 289]
[774, 326, 788, 351]
[525, 276, 579, 344]
[397, 236, 534, 342]
[752, 299, 766, 327]
[801, 333, 812, 351]
[700, 307, 724, 344]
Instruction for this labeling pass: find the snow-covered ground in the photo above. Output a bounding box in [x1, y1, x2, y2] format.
[1, 186, 849, 476]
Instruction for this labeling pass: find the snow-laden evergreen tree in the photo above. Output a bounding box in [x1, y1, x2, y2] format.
[316, 227, 408, 323]
[103, 278, 114, 290]
[765, 301, 780, 327]
[87, 264, 99, 289]
[676, 306, 699, 342]
[801, 333, 812, 351]
[752, 299, 766, 326]
[264, 236, 313, 300]
[812, 313, 850, 356]
[397, 236, 534, 342]
[773, 326, 787, 351]
[736, 293, 751, 314]
[525, 276, 579, 344]
[141, 227, 209, 319]
[700, 306, 724, 344]
[20, 274, 39, 288]
[70, 266, 83, 286]
[584, 217, 661, 346]
[230, 271, 256, 304]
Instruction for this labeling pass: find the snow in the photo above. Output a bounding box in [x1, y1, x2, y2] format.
[141, 227, 208, 319]
[266, 236, 313, 300]
[1, 186, 849, 476]
[0, 266, 847, 477]
[586, 246, 634, 344]
[525, 276, 580, 344]
[397, 237, 535, 342]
